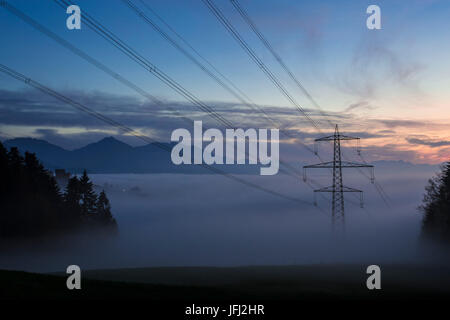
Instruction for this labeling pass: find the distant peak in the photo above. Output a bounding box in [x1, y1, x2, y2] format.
[98, 136, 129, 145]
[100, 136, 120, 143]
[81, 136, 132, 150]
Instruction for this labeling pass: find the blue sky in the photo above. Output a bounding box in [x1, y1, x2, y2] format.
[1, 0, 447, 104]
[1, 0, 450, 163]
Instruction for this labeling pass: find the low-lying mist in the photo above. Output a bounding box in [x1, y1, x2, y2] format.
[0, 164, 447, 272]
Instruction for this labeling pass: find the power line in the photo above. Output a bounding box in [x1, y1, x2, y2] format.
[122, 0, 323, 178]
[201, 0, 322, 133]
[1, 1, 388, 218]
[137, 0, 318, 158]
[123, 0, 316, 156]
[229, 0, 335, 129]
[2, 1, 381, 217]
[54, 0, 234, 129]
[138, 0, 259, 113]
[203, 0, 391, 215]
[123, 0, 263, 125]
[2, 1, 313, 186]
[333, 127, 391, 207]
[358, 152, 392, 207]
[226, 0, 393, 207]
[199, 0, 340, 185]
[51, 0, 311, 179]
[0, 63, 310, 204]
[0, 1, 195, 126]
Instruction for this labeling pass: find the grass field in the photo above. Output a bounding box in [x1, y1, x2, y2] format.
[1, 264, 450, 301]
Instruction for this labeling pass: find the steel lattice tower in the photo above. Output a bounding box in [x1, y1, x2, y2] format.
[332, 125, 345, 225]
[303, 125, 374, 229]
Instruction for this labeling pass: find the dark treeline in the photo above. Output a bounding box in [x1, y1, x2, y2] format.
[0, 141, 117, 239]
[421, 162, 450, 243]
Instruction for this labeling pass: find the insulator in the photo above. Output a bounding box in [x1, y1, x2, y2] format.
[360, 192, 364, 208]
[370, 168, 375, 184]
[303, 168, 307, 182]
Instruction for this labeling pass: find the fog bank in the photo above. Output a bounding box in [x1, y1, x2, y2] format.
[0, 164, 446, 272]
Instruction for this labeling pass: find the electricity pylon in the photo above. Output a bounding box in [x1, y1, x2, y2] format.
[303, 124, 374, 229]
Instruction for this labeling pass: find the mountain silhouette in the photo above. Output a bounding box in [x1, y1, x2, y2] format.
[3, 137, 258, 174]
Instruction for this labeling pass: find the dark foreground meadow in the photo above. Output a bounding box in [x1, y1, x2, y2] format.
[2, 264, 450, 317]
[1, 264, 450, 301]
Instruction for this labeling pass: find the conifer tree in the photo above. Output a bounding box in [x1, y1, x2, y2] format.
[0, 143, 8, 195]
[7, 147, 23, 194]
[79, 170, 98, 216]
[96, 190, 117, 231]
[421, 162, 450, 242]
[97, 190, 112, 218]
[65, 176, 82, 211]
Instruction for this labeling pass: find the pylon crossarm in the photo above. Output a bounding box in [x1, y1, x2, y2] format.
[340, 161, 373, 168]
[314, 135, 335, 142]
[304, 160, 373, 169]
[315, 135, 360, 142]
[338, 135, 360, 141]
[314, 186, 362, 193]
[313, 186, 334, 192]
[304, 161, 334, 168]
[341, 186, 363, 193]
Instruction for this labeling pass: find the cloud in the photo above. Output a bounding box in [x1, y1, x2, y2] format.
[0, 87, 340, 133]
[360, 144, 423, 162]
[334, 35, 425, 99]
[407, 137, 450, 148]
[1, 88, 449, 164]
[375, 119, 443, 129]
[376, 129, 396, 135]
[344, 101, 376, 113]
[0, 88, 323, 148]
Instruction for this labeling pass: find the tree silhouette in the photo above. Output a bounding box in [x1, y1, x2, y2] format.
[421, 162, 450, 243]
[79, 170, 98, 216]
[0, 143, 8, 196]
[96, 190, 117, 232]
[64, 176, 82, 224]
[0, 141, 117, 239]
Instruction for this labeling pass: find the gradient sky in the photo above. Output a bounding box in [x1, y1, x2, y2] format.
[0, 0, 449, 164]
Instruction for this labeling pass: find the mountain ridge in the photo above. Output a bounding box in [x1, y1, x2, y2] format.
[3, 136, 258, 174]
[3, 137, 440, 174]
